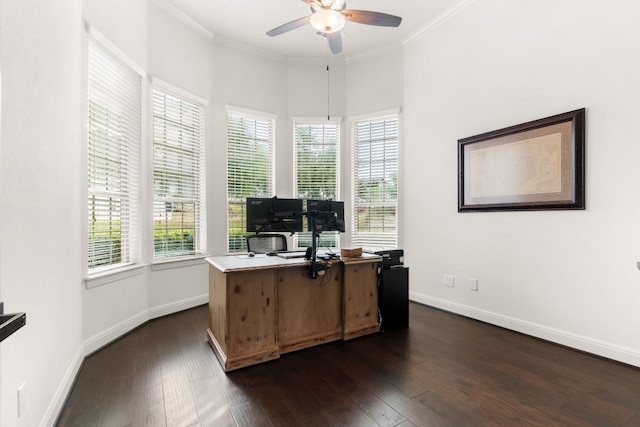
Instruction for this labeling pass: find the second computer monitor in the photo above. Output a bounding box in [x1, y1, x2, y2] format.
[306, 199, 345, 233]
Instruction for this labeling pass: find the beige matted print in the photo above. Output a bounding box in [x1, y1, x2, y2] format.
[458, 109, 585, 212]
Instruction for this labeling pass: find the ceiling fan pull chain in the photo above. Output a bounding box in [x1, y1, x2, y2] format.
[327, 64, 330, 121]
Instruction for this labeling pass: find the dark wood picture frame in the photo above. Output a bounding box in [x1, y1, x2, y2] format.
[458, 108, 585, 212]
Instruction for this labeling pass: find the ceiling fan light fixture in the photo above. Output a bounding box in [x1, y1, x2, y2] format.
[310, 9, 345, 33]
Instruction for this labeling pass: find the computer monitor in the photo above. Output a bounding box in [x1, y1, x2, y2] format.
[306, 199, 345, 233]
[246, 197, 304, 233]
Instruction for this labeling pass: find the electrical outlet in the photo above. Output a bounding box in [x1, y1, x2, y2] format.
[18, 382, 26, 417]
[443, 274, 455, 287]
[470, 279, 478, 291]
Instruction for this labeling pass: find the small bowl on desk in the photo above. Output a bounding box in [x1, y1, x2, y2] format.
[341, 247, 363, 258]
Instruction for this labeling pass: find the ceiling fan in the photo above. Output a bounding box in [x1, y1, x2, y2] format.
[266, 0, 402, 54]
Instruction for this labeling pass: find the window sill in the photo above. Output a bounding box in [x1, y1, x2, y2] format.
[150, 255, 208, 271]
[85, 264, 146, 289]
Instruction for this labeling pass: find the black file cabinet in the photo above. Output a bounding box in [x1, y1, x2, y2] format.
[378, 266, 409, 329]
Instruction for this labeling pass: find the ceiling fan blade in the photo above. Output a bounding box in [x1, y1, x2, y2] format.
[301, 0, 322, 12]
[342, 10, 402, 27]
[266, 16, 312, 37]
[326, 32, 342, 54]
[330, 0, 346, 10]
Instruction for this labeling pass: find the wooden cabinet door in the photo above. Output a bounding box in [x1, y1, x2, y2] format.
[342, 261, 380, 339]
[276, 264, 342, 353]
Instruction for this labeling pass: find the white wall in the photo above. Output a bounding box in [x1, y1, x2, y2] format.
[81, 0, 212, 354]
[404, 0, 640, 366]
[0, 1, 83, 427]
[209, 44, 290, 255]
[146, 0, 211, 322]
[287, 60, 346, 204]
[148, 3, 212, 99]
[0, 0, 3, 419]
[345, 50, 403, 117]
[81, 0, 151, 355]
[0, 1, 214, 425]
[344, 51, 404, 245]
[83, 0, 148, 68]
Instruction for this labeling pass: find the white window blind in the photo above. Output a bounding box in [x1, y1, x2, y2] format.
[227, 108, 276, 252]
[152, 88, 206, 260]
[293, 120, 340, 249]
[352, 114, 399, 250]
[87, 39, 142, 271]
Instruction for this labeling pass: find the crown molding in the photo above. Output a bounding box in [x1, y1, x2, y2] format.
[346, 0, 476, 64]
[152, 0, 475, 64]
[403, 0, 476, 47]
[345, 43, 402, 64]
[151, 0, 214, 41]
[212, 34, 289, 63]
[214, 34, 348, 65]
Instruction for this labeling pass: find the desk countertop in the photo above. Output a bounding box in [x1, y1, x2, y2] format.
[206, 253, 382, 273]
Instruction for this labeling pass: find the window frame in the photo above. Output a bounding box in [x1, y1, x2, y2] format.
[151, 80, 207, 263]
[292, 117, 342, 251]
[86, 28, 144, 278]
[351, 109, 400, 251]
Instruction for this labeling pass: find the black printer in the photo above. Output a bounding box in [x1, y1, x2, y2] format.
[374, 249, 404, 269]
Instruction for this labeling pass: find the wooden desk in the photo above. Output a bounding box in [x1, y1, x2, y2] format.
[206, 253, 381, 371]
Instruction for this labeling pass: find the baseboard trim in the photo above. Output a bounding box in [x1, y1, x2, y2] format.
[83, 294, 209, 355]
[410, 292, 640, 368]
[148, 294, 209, 320]
[40, 344, 84, 427]
[84, 310, 150, 356]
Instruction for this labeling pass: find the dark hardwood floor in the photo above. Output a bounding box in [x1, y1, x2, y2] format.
[56, 302, 640, 426]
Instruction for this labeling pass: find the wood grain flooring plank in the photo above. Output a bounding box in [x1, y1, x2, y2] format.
[228, 400, 273, 427]
[310, 345, 409, 427]
[182, 340, 218, 382]
[160, 356, 201, 426]
[191, 377, 237, 427]
[231, 368, 308, 427]
[260, 350, 349, 426]
[131, 343, 166, 426]
[625, 412, 640, 426]
[56, 303, 640, 427]
[98, 374, 134, 427]
[343, 335, 439, 399]
[210, 362, 254, 408]
[152, 313, 203, 427]
[560, 395, 635, 426]
[320, 347, 446, 426]
[552, 365, 640, 410]
[56, 359, 108, 427]
[278, 349, 380, 427]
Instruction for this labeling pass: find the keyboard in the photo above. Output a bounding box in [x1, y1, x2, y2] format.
[276, 251, 307, 259]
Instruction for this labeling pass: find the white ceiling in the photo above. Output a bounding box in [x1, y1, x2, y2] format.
[157, 0, 465, 59]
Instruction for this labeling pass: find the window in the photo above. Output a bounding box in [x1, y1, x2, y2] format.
[293, 119, 340, 249]
[87, 38, 142, 271]
[352, 112, 399, 250]
[226, 107, 276, 252]
[152, 87, 206, 260]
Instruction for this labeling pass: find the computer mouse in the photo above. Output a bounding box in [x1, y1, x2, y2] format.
[248, 251, 255, 257]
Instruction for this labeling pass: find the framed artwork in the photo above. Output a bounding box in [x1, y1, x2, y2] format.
[458, 108, 585, 212]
